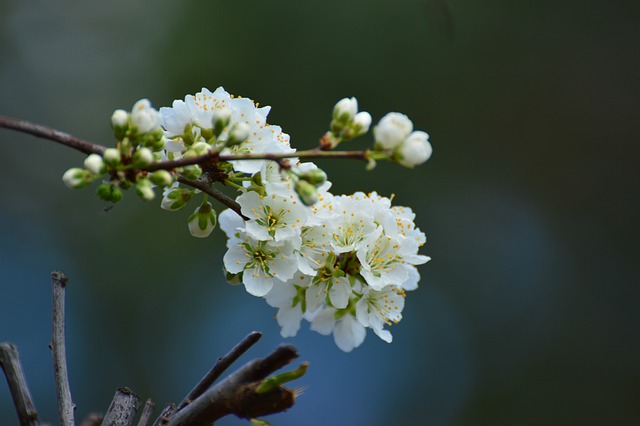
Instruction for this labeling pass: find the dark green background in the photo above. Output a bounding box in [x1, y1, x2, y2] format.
[1, 0, 638, 424]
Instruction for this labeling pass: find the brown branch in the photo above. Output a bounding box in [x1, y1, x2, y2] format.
[0, 343, 41, 426]
[177, 176, 246, 219]
[0, 115, 106, 155]
[145, 148, 369, 173]
[101, 388, 140, 426]
[176, 331, 262, 411]
[166, 345, 299, 426]
[51, 271, 75, 426]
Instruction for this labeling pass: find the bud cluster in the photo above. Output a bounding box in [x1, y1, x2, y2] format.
[372, 112, 433, 168]
[62, 99, 174, 203]
[329, 97, 372, 145]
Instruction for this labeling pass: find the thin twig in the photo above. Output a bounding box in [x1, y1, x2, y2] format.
[101, 388, 140, 426]
[137, 399, 155, 426]
[177, 331, 262, 411]
[177, 176, 246, 219]
[145, 148, 369, 172]
[0, 343, 41, 426]
[51, 271, 75, 426]
[166, 345, 300, 426]
[0, 115, 106, 155]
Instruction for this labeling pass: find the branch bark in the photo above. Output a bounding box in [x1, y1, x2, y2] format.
[101, 388, 140, 426]
[51, 271, 75, 426]
[0, 343, 41, 426]
[177, 331, 262, 410]
[166, 345, 299, 425]
[0, 115, 105, 155]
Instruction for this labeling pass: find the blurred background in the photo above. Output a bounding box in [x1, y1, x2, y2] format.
[1, 0, 638, 424]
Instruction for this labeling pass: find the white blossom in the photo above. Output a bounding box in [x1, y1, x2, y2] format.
[374, 112, 413, 150]
[396, 131, 432, 167]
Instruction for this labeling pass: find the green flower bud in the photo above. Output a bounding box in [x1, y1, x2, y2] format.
[96, 183, 123, 203]
[103, 148, 122, 167]
[131, 147, 154, 167]
[111, 109, 129, 140]
[298, 168, 327, 186]
[294, 180, 318, 206]
[84, 154, 105, 175]
[212, 107, 232, 137]
[227, 122, 250, 147]
[161, 187, 194, 211]
[135, 178, 155, 201]
[181, 165, 202, 180]
[187, 201, 217, 238]
[149, 170, 174, 187]
[62, 168, 93, 189]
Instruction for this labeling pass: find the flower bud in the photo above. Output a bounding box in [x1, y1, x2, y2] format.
[187, 201, 217, 238]
[111, 109, 129, 140]
[395, 131, 432, 168]
[149, 170, 174, 187]
[131, 99, 160, 134]
[161, 186, 194, 211]
[103, 148, 122, 167]
[374, 112, 413, 150]
[96, 183, 123, 203]
[132, 147, 154, 167]
[111, 109, 128, 127]
[352, 111, 372, 135]
[333, 97, 358, 123]
[212, 107, 232, 137]
[84, 154, 105, 175]
[135, 178, 155, 201]
[227, 122, 251, 146]
[181, 164, 202, 180]
[294, 180, 319, 206]
[62, 168, 93, 189]
[298, 168, 327, 186]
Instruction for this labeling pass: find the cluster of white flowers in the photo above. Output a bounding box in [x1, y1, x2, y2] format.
[219, 181, 430, 352]
[153, 87, 431, 351]
[159, 86, 294, 175]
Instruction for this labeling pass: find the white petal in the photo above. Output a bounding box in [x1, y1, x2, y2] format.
[334, 316, 366, 352]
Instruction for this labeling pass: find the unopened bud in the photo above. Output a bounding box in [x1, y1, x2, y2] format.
[111, 109, 129, 140]
[62, 168, 93, 189]
[161, 186, 194, 211]
[333, 97, 358, 123]
[149, 170, 174, 187]
[103, 148, 122, 167]
[294, 180, 319, 206]
[374, 112, 413, 150]
[352, 111, 372, 135]
[227, 122, 251, 146]
[131, 99, 160, 134]
[187, 201, 217, 238]
[395, 131, 432, 168]
[132, 147, 154, 167]
[96, 183, 123, 203]
[135, 178, 155, 201]
[84, 154, 105, 175]
[212, 107, 232, 137]
[181, 164, 202, 180]
[299, 168, 327, 186]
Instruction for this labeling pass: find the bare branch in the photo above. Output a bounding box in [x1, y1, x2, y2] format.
[177, 331, 262, 411]
[0, 343, 41, 426]
[177, 176, 246, 219]
[0, 115, 106, 155]
[136, 399, 155, 426]
[145, 148, 369, 172]
[101, 388, 140, 426]
[166, 345, 299, 426]
[51, 271, 75, 426]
